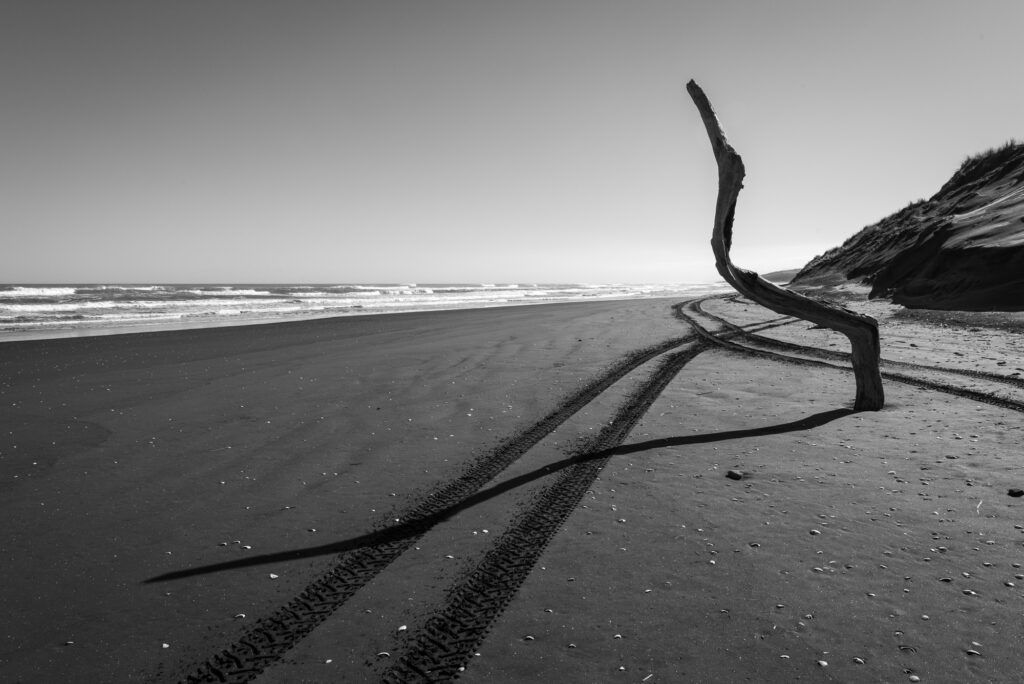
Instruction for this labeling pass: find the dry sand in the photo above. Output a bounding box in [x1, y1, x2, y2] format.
[2, 295, 1023, 683]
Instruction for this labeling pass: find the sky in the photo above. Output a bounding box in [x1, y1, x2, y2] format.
[2, 1, 1022, 284]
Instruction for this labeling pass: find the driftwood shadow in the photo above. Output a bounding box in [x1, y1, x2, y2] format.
[145, 407, 854, 584]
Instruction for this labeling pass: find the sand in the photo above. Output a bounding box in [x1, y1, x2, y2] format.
[2, 295, 1023, 683]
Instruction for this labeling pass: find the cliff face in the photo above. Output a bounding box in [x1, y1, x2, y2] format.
[792, 143, 1024, 311]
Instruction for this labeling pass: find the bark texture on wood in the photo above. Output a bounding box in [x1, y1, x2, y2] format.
[686, 80, 884, 410]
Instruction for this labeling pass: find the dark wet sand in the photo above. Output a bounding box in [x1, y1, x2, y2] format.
[0, 298, 685, 681]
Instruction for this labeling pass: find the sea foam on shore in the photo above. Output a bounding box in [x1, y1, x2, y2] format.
[0, 282, 729, 341]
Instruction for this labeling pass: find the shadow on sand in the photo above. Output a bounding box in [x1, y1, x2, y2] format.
[145, 407, 854, 583]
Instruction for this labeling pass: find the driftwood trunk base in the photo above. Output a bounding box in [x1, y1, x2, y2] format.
[686, 80, 884, 411]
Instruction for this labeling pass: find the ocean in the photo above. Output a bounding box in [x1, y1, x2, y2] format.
[0, 282, 730, 342]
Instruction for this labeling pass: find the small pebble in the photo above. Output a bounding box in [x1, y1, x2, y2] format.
[816, 660, 828, 667]
[268, 573, 279, 579]
[810, 529, 821, 536]
[397, 625, 407, 632]
[726, 470, 744, 480]
[852, 657, 865, 664]
[234, 613, 246, 619]
[909, 676, 921, 683]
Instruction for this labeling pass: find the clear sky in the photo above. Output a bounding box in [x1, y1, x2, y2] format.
[2, 1, 1022, 284]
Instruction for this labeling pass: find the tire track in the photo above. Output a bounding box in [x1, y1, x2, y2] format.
[693, 297, 1024, 392]
[171, 335, 700, 683]
[676, 297, 1024, 415]
[380, 343, 708, 682]
[379, 296, 1023, 682]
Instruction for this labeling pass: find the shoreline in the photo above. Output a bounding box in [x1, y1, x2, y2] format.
[0, 295, 692, 349]
[0, 289, 728, 344]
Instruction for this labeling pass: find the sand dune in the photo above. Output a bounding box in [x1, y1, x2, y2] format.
[794, 142, 1024, 311]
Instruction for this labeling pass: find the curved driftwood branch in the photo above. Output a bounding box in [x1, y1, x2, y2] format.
[686, 80, 884, 410]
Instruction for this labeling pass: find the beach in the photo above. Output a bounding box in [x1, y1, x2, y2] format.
[3, 295, 1023, 683]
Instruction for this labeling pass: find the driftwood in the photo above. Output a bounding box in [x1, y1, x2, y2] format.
[686, 80, 884, 411]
